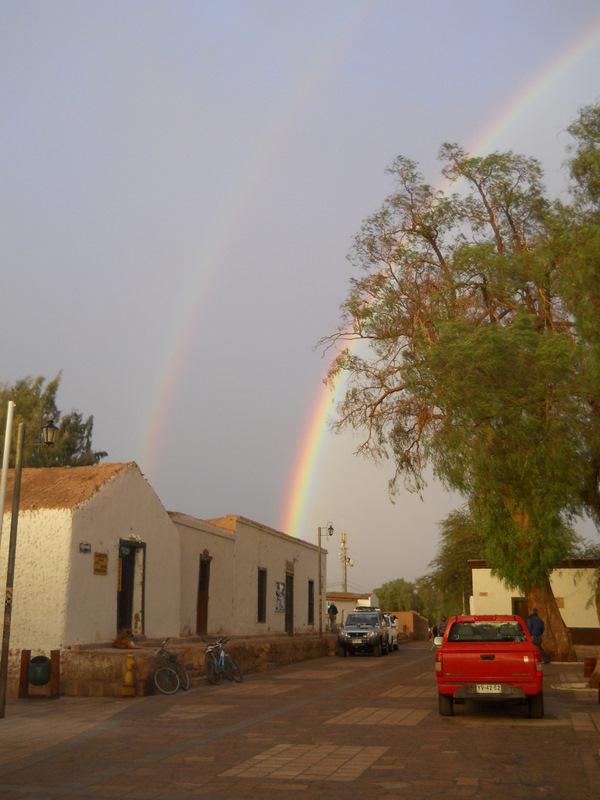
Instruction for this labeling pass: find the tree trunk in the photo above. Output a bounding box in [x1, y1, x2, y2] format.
[526, 584, 577, 662]
[586, 580, 600, 688]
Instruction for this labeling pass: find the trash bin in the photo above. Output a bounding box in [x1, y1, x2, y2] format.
[28, 655, 51, 686]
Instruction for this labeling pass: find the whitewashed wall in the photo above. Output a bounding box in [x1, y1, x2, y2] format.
[470, 567, 599, 628]
[231, 517, 322, 635]
[173, 513, 235, 636]
[67, 466, 181, 646]
[0, 508, 72, 651]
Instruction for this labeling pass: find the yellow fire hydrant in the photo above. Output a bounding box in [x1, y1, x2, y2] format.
[121, 654, 136, 697]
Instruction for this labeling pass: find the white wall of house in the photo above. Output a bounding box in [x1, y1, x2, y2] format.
[0, 508, 72, 651]
[173, 513, 235, 636]
[66, 466, 181, 646]
[470, 566, 599, 629]
[208, 516, 322, 635]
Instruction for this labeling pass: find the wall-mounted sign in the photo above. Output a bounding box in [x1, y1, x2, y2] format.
[275, 581, 285, 613]
[93, 553, 108, 576]
[79, 542, 91, 554]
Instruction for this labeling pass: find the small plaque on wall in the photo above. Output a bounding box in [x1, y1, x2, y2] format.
[94, 553, 108, 575]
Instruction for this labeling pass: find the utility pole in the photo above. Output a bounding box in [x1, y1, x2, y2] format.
[339, 532, 354, 593]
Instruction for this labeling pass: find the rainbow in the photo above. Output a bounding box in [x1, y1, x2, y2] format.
[280, 19, 600, 538]
[139, 2, 377, 478]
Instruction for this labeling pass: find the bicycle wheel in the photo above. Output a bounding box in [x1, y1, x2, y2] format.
[224, 654, 243, 683]
[204, 651, 221, 685]
[176, 662, 191, 691]
[154, 666, 180, 695]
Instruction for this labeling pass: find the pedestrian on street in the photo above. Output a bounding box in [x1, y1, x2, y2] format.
[327, 603, 338, 632]
[526, 608, 550, 663]
[438, 615, 448, 637]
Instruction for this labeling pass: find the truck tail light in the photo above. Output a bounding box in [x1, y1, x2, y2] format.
[435, 653, 442, 672]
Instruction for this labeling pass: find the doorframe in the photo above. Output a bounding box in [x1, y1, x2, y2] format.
[117, 539, 146, 635]
[285, 572, 294, 636]
[197, 550, 212, 635]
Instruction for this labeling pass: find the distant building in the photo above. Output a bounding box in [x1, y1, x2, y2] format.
[469, 559, 600, 644]
[326, 591, 379, 626]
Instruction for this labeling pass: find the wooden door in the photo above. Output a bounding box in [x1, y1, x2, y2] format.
[197, 558, 211, 634]
[285, 573, 294, 636]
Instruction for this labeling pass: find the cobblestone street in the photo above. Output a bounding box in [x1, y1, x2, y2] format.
[0, 642, 598, 799]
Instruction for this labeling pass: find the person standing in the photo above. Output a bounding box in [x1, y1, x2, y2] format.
[526, 608, 550, 663]
[438, 615, 448, 637]
[327, 603, 338, 632]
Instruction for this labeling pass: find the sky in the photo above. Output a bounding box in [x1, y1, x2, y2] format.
[2, 1, 599, 594]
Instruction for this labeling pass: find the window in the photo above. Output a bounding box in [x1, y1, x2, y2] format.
[308, 580, 314, 625]
[257, 568, 267, 623]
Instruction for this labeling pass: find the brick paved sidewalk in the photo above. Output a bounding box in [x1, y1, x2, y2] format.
[0, 643, 598, 799]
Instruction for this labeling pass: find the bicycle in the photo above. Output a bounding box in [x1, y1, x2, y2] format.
[204, 637, 243, 685]
[153, 638, 191, 695]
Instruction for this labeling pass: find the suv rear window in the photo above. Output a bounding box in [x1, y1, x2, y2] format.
[345, 614, 379, 626]
[447, 621, 527, 643]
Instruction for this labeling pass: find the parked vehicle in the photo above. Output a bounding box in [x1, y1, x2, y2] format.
[434, 615, 544, 718]
[383, 614, 399, 651]
[337, 610, 388, 656]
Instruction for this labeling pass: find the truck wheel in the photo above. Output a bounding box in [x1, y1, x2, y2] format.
[528, 693, 544, 719]
[438, 693, 454, 716]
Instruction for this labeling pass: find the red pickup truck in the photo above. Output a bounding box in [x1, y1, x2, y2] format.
[434, 614, 544, 718]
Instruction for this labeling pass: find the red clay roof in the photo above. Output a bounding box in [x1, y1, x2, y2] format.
[2, 463, 131, 513]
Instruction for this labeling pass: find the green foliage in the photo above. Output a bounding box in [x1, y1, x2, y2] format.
[325, 102, 600, 596]
[428, 508, 485, 611]
[0, 374, 107, 467]
[567, 103, 600, 210]
[374, 578, 421, 613]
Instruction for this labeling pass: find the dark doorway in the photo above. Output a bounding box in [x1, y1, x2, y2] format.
[285, 573, 294, 636]
[197, 556, 211, 634]
[117, 540, 145, 633]
[512, 597, 528, 621]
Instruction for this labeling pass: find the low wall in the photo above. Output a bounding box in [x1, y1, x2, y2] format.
[7, 634, 336, 698]
[392, 611, 429, 641]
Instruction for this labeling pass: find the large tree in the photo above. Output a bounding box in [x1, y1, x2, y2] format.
[324, 105, 600, 660]
[0, 374, 107, 467]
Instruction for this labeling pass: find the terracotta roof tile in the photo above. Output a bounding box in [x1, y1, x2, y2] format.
[2, 463, 131, 513]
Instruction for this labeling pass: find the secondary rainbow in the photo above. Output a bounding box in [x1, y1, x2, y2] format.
[139, 2, 377, 479]
[280, 20, 600, 539]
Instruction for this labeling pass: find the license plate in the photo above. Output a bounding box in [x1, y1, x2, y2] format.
[476, 683, 502, 694]
[351, 639, 362, 645]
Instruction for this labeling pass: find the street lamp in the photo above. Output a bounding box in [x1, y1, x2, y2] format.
[41, 419, 58, 446]
[317, 523, 334, 638]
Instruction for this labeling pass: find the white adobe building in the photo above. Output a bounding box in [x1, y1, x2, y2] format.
[469, 559, 600, 644]
[1, 464, 325, 650]
[1, 463, 181, 651]
[171, 512, 323, 637]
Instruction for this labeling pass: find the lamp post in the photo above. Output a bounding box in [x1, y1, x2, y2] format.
[0, 415, 58, 718]
[317, 523, 334, 637]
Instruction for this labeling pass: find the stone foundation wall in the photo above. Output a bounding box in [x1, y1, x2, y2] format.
[7, 634, 336, 698]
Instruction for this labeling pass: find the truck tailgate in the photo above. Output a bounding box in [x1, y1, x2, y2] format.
[442, 643, 537, 682]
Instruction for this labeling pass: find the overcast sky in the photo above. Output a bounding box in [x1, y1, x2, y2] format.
[2, 1, 599, 593]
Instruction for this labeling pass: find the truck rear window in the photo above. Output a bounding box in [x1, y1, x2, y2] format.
[447, 621, 527, 643]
